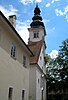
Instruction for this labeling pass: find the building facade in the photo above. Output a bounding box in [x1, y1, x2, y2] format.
[0, 4, 46, 100]
[0, 11, 33, 100]
[28, 4, 46, 100]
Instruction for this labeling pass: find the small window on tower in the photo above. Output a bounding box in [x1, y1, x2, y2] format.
[34, 33, 36, 38]
[34, 32, 39, 38]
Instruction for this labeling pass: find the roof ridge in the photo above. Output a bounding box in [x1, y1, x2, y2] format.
[0, 11, 34, 56]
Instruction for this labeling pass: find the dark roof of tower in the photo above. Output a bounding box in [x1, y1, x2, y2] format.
[30, 4, 44, 28]
[34, 3, 41, 15]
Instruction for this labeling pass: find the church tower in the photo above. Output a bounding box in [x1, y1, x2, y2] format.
[28, 4, 46, 100]
[28, 3, 46, 43]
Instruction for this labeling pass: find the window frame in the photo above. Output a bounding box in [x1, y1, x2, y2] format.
[11, 43, 16, 59]
[22, 90, 25, 100]
[8, 87, 13, 100]
[23, 55, 26, 67]
[34, 32, 39, 38]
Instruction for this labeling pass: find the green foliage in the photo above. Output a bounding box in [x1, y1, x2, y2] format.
[56, 39, 68, 85]
[46, 38, 68, 93]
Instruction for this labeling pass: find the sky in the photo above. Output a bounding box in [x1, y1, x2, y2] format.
[0, 0, 68, 58]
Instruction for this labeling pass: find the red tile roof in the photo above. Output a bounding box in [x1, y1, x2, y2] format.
[28, 40, 43, 64]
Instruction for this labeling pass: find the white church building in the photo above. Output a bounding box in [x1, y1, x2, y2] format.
[0, 4, 46, 100]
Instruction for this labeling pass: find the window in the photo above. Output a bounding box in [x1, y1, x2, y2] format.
[40, 74, 45, 89]
[11, 43, 16, 59]
[34, 33, 36, 38]
[23, 56, 26, 67]
[8, 87, 13, 100]
[34, 32, 39, 38]
[22, 90, 25, 100]
[38, 78, 39, 84]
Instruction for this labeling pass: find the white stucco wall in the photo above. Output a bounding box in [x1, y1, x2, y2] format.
[36, 67, 46, 100]
[29, 65, 36, 100]
[0, 16, 31, 100]
[36, 67, 42, 100]
[28, 28, 44, 42]
[38, 44, 46, 74]
[0, 22, 30, 68]
[0, 47, 29, 100]
[43, 78, 46, 100]
[29, 64, 46, 100]
[37, 45, 46, 100]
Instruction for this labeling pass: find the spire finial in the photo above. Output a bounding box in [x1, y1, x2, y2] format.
[36, 2, 38, 8]
[30, 3, 44, 28]
[34, 2, 40, 15]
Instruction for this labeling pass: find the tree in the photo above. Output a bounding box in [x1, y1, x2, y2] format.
[56, 39, 68, 91]
[46, 38, 68, 100]
[46, 55, 59, 92]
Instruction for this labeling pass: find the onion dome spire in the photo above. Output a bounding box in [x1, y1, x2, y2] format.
[30, 4, 44, 28]
[34, 3, 40, 15]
